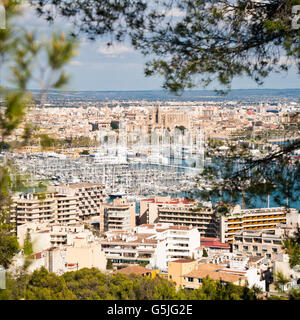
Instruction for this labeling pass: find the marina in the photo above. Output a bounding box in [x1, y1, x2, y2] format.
[11, 152, 202, 198]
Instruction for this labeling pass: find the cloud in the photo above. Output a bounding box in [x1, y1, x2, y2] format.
[97, 43, 134, 57]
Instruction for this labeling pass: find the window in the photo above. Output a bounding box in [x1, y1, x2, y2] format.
[253, 246, 258, 252]
[243, 246, 248, 251]
[187, 277, 194, 282]
[198, 278, 202, 284]
[272, 248, 278, 253]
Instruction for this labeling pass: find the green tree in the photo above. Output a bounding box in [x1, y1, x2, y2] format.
[23, 229, 33, 257]
[282, 227, 300, 268]
[80, 150, 89, 155]
[110, 121, 119, 130]
[274, 271, 290, 292]
[25, 267, 76, 300]
[34, 0, 299, 93]
[0, 0, 77, 272]
[288, 288, 300, 300]
[106, 259, 113, 270]
[0, 229, 19, 269]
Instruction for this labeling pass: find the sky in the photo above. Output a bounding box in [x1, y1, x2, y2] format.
[9, 3, 300, 92]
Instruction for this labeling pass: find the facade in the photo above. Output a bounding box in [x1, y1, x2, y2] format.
[100, 229, 157, 268]
[168, 257, 265, 291]
[17, 221, 95, 252]
[104, 198, 136, 231]
[55, 193, 78, 225]
[167, 259, 198, 288]
[218, 205, 299, 243]
[53, 183, 106, 222]
[272, 254, 300, 292]
[64, 237, 107, 272]
[13, 224, 106, 275]
[100, 223, 200, 272]
[11, 183, 106, 230]
[139, 196, 216, 237]
[10, 193, 57, 228]
[194, 237, 231, 259]
[149, 106, 191, 132]
[232, 229, 285, 264]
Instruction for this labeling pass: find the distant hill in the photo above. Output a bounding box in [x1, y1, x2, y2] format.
[29, 88, 300, 103]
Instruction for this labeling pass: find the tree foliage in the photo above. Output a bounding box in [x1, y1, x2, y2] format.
[33, 0, 300, 93]
[0, 0, 78, 270]
[282, 226, 300, 268]
[23, 229, 33, 257]
[0, 267, 261, 300]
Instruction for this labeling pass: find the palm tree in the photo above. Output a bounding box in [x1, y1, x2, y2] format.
[282, 227, 300, 268]
[274, 271, 290, 293]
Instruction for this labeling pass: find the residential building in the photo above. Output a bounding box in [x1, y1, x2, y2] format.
[168, 256, 265, 291]
[139, 196, 216, 237]
[180, 263, 247, 289]
[194, 237, 231, 259]
[112, 265, 158, 278]
[55, 193, 78, 225]
[232, 228, 286, 264]
[167, 259, 198, 288]
[17, 221, 95, 252]
[10, 193, 57, 228]
[52, 183, 106, 223]
[217, 205, 299, 243]
[12, 226, 107, 275]
[272, 253, 300, 292]
[104, 198, 136, 231]
[100, 223, 200, 272]
[64, 237, 107, 272]
[11, 183, 107, 229]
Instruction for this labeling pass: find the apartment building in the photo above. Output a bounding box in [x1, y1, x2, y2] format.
[194, 237, 231, 259]
[139, 196, 195, 224]
[100, 223, 200, 271]
[168, 257, 265, 291]
[17, 221, 95, 252]
[100, 229, 157, 268]
[180, 263, 247, 289]
[55, 193, 78, 225]
[64, 237, 107, 272]
[52, 183, 106, 222]
[11, 183, 106, 229]
[232, 228, 286, 263]
[218, 205, 299, 243]
[142, 197, 216, 237]
[103, 198, 136, 231]
[16, 236, 107, 275]
[10, 193, 58, 228]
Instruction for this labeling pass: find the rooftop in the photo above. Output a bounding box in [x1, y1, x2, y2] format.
[184, 264, 246, 283]
[172, 259, 195, 263]
[112, 265, 153, 276]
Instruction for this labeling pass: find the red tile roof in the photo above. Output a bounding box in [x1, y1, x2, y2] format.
[200, 237, 230, 249]
[113, 265, 153, 276]
[172, 259, 195, 263]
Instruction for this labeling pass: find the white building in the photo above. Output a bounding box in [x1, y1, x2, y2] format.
[17, 221, 95, 253]
[101, 223, 200, 272]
